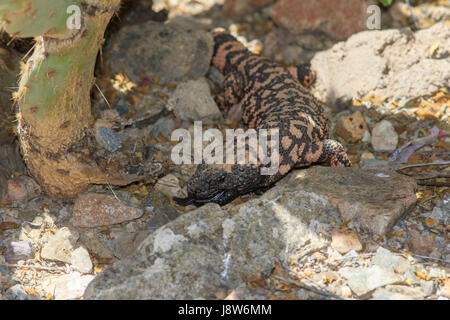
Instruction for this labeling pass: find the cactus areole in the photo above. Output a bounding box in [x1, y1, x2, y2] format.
[0, 0, 143, 198]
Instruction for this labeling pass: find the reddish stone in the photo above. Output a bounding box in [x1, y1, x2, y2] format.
[270, 0, 369, 40]
[71, 193, 143, 227]
[409, 229, 435, 256]
[7, 176, 40, 201]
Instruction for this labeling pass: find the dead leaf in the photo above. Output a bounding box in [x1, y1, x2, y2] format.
[424, 217, 436, 227]
[429, 41, 439, 57]
[416, 269, 429, 281]
[94, 265, 105, 274]
[0, 222, 20, 233]
[25, 288, 39, 296]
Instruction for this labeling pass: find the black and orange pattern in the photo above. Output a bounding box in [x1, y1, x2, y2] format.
[175, 30, 351, 206]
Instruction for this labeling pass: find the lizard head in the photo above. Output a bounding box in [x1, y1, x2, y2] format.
[174, 164, 261, 206]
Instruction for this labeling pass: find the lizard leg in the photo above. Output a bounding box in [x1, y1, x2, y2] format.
[219, 71, 245, 113]
[287, 63, 316, 88]
[318, 139, 352, 167]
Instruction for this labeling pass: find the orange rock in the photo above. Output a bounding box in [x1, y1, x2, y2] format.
[335, 111, 369, 143]
[331, 228, 362, 254]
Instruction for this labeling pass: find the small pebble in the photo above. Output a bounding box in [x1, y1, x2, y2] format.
[95, 126, 122, 152]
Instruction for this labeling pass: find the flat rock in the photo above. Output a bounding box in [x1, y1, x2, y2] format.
[84, 167, 416, 299]
[167, 78, 221, 123]
[270, 0, 368, 40]
[71, 193, 144, 228]
[40, 272, 95, 300]
[285, 167, 417, 237]
[341, 265, 403, 297]
[104, 20, 213, 83]
[311, 22, 450, 105]
[372, 285, 424, 300]
[372, 246, 409, 274]
[41, 227, 79, 264]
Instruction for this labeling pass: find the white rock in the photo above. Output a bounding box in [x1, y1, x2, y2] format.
[341, 265, 403, 297]
[372, 246, 409, 274]
[372, 285, 424, 300]
[71, 247, 93, 274]
[41, 228, 79, 264]
[40, 272, 95, 300]
[311, 22, 450, 105]
[371, 120, 398, 152]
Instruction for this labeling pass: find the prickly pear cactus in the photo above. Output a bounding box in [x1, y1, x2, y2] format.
[0, 44, 19, 145]
[1, 0, 124, 197]
[0, 0, 82, 38]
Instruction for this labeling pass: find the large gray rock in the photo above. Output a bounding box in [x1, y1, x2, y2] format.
[104, 20, 213, 83]
[311, 22, 450, 105]
[84, 167, 417, 299]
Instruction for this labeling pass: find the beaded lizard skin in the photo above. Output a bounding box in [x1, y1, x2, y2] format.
[175, 30, 351, 206]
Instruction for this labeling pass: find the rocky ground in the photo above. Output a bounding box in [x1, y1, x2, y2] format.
[0, 0, 449, 300]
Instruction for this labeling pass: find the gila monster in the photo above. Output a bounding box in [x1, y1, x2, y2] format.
[174, 30, 351, 206]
